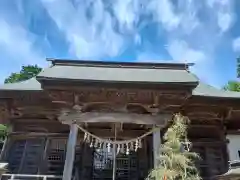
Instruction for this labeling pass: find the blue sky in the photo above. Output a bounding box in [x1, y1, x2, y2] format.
[0, 0, 240, 88]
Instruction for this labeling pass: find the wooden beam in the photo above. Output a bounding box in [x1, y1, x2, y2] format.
[59, 111, 170, 126]
[153, 130, 161, 168]
[62, 123, 78, 180]
[84, 128, 147, 138]
[226, 130, 240, 135]
[192, 141, 227, 146]
[189, 124, 222, 128]
[9, 132, 68, 137]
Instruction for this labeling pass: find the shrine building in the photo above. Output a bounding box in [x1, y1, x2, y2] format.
[0, 59, 240, 180]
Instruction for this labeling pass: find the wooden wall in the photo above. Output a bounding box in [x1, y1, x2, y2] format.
[189, 124, 229, 179]
[2, 119, 153, 179]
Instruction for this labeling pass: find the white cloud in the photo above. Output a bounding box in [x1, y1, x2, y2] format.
[206, 0, 234, 32]
[41, 0, 127, 59]
[165, 39, 221, 86]
[166, 40, 206, 64]
[146, 0, 234, 85]
[148, 0, 201, 34]
[0, 19, 44, 65]
[147, 0, 180, 31]
[0, 0, 236, 87]
[113, 0, 142, 33]
[232, 37, 240, 52]
[0, 16, 46, 83]
[218, 13, 233, 32]
[41, 0, 235, 86]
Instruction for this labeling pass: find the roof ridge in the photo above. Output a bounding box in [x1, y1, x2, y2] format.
[48, 58, 194, 70]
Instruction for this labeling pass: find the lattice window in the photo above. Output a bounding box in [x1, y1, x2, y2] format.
[7, 139, 26, 173]
[91, 145, 147, 180]
[21, 139, 45, 174]
[6, 137, 69, 176]
[92, 146, 113, 180]
[192, 144, 227, 179]
[46, 138, 67, 175]
[115, 152, 138, 180]
[6, 138, 45, 174]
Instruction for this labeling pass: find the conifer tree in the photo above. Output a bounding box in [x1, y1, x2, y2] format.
[148, 114, 201, 180]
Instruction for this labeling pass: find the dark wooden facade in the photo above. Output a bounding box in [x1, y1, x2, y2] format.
[0, 59, 240, 180]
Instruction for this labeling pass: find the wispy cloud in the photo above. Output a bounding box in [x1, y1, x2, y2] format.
[41, 0, 127, 59]
[0, 3, 46, 82]
[0, 0, 238, 86]
[41, 0, 236, 84]
[232, 37, 240, 52]
[207, 0, 235, 33]
[0, 18, 43, 65]
[146, 0, 235, 85]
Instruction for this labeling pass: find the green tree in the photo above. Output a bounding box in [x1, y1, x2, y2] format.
[224, 58, 240, 92]
[4, 65, 42, 84]
[223, 81, 240, 91]
[147, 114, 201, 180]
[0, 124, 8, 140]
[237, 57, 240, 78]
[2, 65, 42, 137]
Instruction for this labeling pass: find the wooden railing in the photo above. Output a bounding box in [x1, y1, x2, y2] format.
[0, 174, 62, 180]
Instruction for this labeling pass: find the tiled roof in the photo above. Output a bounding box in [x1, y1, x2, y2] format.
[1, 60, 240, 99]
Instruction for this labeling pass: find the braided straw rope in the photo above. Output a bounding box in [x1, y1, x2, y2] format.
[76, 124, 160, 144]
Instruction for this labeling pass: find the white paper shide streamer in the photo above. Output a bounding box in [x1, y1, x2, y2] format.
[77, 124, 159, 154]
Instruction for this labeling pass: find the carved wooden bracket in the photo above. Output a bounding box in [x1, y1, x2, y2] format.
[48, 90, 74, 105]
[9, 106, 59, 119]
[0, 104, 9, 124]
[228, 109, 240, 120]
[58, 109, 171, 127]
[183, 105, 225, 120]
[10, 109, 23, 118]
[71, 102, 173, 116]
[48, 88, 191, 107]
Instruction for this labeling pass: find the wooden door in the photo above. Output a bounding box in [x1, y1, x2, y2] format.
[6, 138, 45, 174]
[76, 136, 152, 180]
[193, 143, 228, 180]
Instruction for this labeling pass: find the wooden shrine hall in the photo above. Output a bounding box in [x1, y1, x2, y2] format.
[0, 59, 240, 180]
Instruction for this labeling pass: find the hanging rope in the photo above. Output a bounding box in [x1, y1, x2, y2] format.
[76, 124, 160, 154]
[76, 124, 160, 144]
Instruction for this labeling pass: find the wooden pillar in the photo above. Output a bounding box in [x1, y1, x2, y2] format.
[153, 129, 161, 168]
[62, 123, 78, 180]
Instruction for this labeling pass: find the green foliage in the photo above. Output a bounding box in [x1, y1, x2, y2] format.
[147, 114, 201, 180]
[223, 81, 240, 92]
[237, 58, 240, 78]
[4, 65, 42, 84]
[2, 65, 42, 138]
[0, 124, 7, 141]
[224, 58, 240, 92]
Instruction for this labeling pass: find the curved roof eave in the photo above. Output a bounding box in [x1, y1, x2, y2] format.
[0, 78, 42, 91]
[193, 82, 240, 99]
[0, 77, 240, 100]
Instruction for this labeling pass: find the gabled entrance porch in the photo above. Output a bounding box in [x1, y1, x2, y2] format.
[60, 107, 169, 180]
